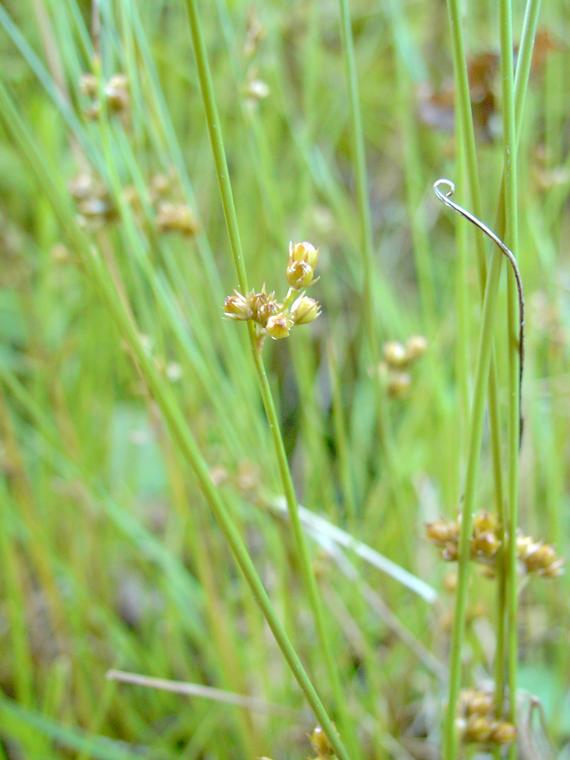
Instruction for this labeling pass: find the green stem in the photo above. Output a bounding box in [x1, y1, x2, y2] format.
[337, 0, 376, 358]
[443, 249, 504, 760]
[499, 0, 520, 755]
[183, 2, 354, 755]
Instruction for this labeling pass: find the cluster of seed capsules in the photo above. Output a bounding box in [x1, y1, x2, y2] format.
[80, 72, 129, 121]
[426, 511, 564, 577]
[457, 689, 516, 747]
[223, 242, 322, 342]
[381, 336, 428, 398]
[69, 163, 198, 236]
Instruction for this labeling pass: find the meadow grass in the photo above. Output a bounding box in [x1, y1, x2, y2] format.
[0, 1, 569, 758]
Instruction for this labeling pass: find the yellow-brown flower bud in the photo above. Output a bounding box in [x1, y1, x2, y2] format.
[465, 692, 493, 717]
[286, 259, 314, 289]
[105, 74, 129, 113]
[290, 295, 321, 325]
[266, 313, 292, 340]
[387, 371, 411, 398]
[405, 334, 428, 361]
[79, 73, 98, 98]
[383, 340, 408, 368]
[473, 511, 497, 534]
[156, 202, 198, 236]
[224, 291, 252, 320]
[310, 726, 334, 757]
[426, 519, 459, 545]
[490, 721, 517, 745]
[289, 240, 319, 269]
[464, 716, 493, 743]
[472, 531, 501, 558]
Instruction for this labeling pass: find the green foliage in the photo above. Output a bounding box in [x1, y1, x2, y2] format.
[0, 1, 569, 757]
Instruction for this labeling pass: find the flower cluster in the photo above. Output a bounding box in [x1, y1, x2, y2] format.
[426, 512, 500, 565]
[426, 512, 564, 577]
[381, 335, 428, 399]
[223, 242, 321, 343]
[121, 169, 198, 237]
[80, 73, 129, 121]
[69, 172, 115, 229]
[457, 689, 516, 747]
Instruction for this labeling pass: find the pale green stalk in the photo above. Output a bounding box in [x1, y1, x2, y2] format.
[443, 0, 541, 750]
[183, 2, 354, 756]
[444, 0, 506, 622]
[443, 242, 504, 760]
[499, 1, 520, 755]
[337, 0, 377, 356]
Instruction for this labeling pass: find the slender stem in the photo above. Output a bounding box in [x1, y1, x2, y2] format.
[444, 1, 507, 699]
[492, 0, 542, 729]
[183, 2, 354, 756]
[337, 0, 376, 359]
[499, 0, 520, 755]
[435, 184, 517, 760]
[443, 254, 503, 760]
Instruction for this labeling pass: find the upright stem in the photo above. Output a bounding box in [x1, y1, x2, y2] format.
[499, 0, 520, 755]
[183, 2, 355, 756]
[443, 249, 504, 760]
[337, 0, 376, 358]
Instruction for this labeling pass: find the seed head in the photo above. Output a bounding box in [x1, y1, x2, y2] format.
[266, 313, 293, 340]
[224, 291, 252, 321]
[249, 289, 281, 327]
[156, 202, 198, 236]
[290, 295, 321, 325]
